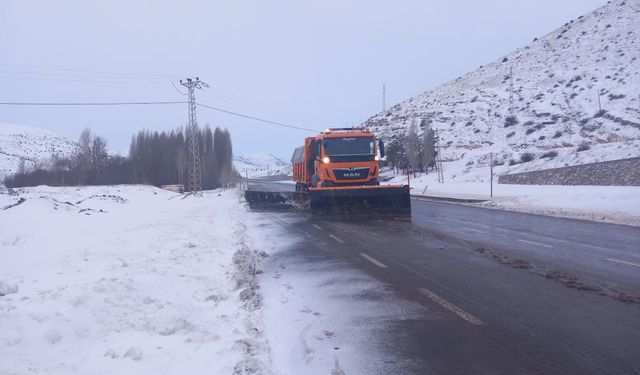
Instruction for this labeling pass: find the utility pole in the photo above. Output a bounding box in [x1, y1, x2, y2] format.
[180, 77, 209, 195]
[435, 130, 444, 183]
[382, 84, 386, 112]
[596, 88, 602, 112]
[490, 152, 494, 198]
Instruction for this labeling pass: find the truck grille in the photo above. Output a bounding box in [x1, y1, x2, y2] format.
[333, 167, 370, 180]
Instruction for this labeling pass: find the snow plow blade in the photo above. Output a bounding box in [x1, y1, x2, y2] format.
[309, 185, 411, 220]
[244, 190, 309, 211]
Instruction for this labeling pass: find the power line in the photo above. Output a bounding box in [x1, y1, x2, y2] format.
[0, 100, 317, 132]
[0, 75, 172, 83]
[196, 102, 316, 132]
[0, 101, 186, 106]
[205, 86, 322, 127]
[0, 63, 181, 80]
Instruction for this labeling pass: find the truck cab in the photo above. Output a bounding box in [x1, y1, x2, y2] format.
[292, 127, 385, 190]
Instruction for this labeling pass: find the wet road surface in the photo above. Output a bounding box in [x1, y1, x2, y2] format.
[249, 181, 640, 374]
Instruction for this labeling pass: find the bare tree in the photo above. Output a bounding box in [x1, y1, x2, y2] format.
[406, 119, 419, 175]
[421, 120, 436, 172]
[91, 136, 108, 176]
[77, 128, 93, 170]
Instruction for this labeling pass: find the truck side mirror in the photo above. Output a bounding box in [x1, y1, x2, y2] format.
[378, 140, 386, 158]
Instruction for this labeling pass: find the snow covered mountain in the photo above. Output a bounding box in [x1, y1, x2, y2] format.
[0, 123, 78, 179]
[234, 153, 292, 178]
[365, 0, 640, 182]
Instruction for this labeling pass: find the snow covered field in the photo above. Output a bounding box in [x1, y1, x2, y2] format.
[385, 168, 640, 226]
[0, 185, 271, 374]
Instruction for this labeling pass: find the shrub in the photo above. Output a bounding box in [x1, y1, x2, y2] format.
[526, 128, 536, 135]
[509, 159, 519, 166]
[552, 131, 563, 138]
[504, 115, 519, 128]
[577, 143, 590, 152]
[608, 94, 626, 100]
[520, 153, 535, 163]
[506, 131, 516, 138]
[540, 151, 559, 159]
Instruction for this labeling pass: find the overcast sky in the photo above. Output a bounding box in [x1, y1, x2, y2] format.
[0, 0, 606, 159]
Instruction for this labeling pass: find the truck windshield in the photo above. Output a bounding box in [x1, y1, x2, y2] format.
[323, 137, 374, 156]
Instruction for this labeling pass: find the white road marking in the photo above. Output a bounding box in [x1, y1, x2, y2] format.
[450, 217, 478, 225]
[516, 239, 553, 248]
[418, 288, 484, 326]
[465, 228, 487, 234]
[426, 219, 446, 225]
[605, 258, 640, 268]
[360, 253, 387, 268]
[448, 217, 494, 230]
[328, 234, 344, 244]
[312, 224, 323, 230]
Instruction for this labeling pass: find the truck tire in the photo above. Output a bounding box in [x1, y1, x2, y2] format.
[311, 175, 320, 187]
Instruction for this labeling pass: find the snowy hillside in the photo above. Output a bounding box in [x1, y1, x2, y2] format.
[234, 153, 291, 178]
[0, 123, 78, 178]
[365, 0, 640, 182]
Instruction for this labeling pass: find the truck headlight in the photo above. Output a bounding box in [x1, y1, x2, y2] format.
[374, 155, 381, 161]
[322, 156, 330, 164]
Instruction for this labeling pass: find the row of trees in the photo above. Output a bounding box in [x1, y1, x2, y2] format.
[4, 125, 236, 190]
[385, 118, 437, 174]
[129, 126, 234, 189]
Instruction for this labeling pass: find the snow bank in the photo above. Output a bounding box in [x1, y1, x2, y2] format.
[0, 185, 272, 374]
[386, 169, 640, 226]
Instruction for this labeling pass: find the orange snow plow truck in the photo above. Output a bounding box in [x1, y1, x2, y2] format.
[291, 127, 411, 219]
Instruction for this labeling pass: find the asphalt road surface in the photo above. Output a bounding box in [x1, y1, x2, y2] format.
[248, 180, 640, 374]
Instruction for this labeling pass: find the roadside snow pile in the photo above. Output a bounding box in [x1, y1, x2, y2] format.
[0, 185, 272, 374]
[0, 281, 19, 296]
[235, 153, 291, 178]
[387, 170, 640, 226]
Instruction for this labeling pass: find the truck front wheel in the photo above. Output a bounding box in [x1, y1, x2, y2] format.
[311, 175, 320, 187]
